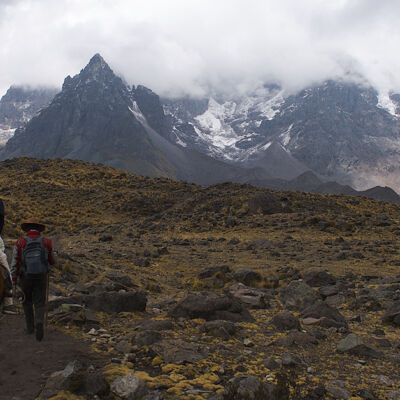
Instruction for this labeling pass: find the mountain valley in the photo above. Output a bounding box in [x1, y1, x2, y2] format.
[1, 158, 400, 399]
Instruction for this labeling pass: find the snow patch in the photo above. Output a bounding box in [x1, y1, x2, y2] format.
[0, 128, 16, 147]
[279, 124, 293, 147]
[129, 101, 147, 125]
[261, 141, 272, 150]
[377, 92, 398, 117]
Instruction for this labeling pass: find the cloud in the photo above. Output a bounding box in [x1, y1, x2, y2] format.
[1, 0, 400, 98]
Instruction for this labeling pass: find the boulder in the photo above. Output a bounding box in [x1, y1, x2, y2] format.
[110, 374, 147, 399]
[319, 285, 339, 298]
[270, 311, 300, 331]
[198, 265, 231, 279]
[130, 330, 162, 346]
[337, 334, 381, 358]
[303, 270, 336, 287]
[226, 375, 269, 400]
[136, 319, 174, 331]
[277, 331, 318, 346]
[151, 339, 208, 364]
[84, 290, 147, 313]
[382, 301, 400, 326]
[39, 360, 85, 399]
[226, 283, 269, 309]
[200, 320, 237, 340]
[301, 301, 347, 328]
[280, 280, 317, 311]
[168, 293, 254, 322]
[49, 290, 147, 313]
[233, 268, 262, 286]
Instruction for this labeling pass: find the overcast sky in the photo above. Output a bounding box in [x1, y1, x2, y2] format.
[1, 0, 400, 98]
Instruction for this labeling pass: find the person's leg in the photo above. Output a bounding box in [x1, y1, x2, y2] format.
[32, 275, 47, 341]
[20, 277, 34, 334]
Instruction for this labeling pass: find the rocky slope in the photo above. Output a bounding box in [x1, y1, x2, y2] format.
[1, 158, 400, 399]
[0, 85, 57, 146]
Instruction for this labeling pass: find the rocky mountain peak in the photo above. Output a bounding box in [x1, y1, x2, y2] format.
[62, 53, 121, 92]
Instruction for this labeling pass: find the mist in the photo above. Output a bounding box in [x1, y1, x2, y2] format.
[1, 0, 400, 98]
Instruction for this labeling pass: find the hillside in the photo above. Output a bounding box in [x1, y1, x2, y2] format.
[1, 158, 400, 399]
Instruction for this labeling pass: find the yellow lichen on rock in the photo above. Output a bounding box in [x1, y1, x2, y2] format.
[47, 392, 85, 400]
[102, 363, 133, 383]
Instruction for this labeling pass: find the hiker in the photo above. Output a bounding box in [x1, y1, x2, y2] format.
[0, 199, 17, 315]
[10, 218, 55, 341]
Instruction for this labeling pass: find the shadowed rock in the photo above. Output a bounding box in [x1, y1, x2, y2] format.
[270, 311, 301, 331]
[168, 293, 254, 322]
[301, 301, 347, 328]
[280, 280, 317, 311]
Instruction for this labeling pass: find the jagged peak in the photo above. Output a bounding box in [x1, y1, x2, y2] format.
[62, 54, 120, 91]
[83, 53, 113, 75]
[87, 53, 107, 68]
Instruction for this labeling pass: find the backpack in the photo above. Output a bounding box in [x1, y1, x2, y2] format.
[22, 236, 48, 276]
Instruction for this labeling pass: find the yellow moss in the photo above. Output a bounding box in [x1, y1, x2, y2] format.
[103, 364, 133, 383]
[47, 392, 85, 400]
[162, 363, 186, 374]
[166, 386, 184, 395]
[152, 356, 163, 366]
[134, 371, 154, 382]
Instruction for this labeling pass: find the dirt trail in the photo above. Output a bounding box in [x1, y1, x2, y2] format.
[0, 315, 90, 400]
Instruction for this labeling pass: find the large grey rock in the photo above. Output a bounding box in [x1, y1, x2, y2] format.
[136, 319, 174, 331]
[110, 374, 147, 399]
[270, 311, 301, 331]
[130, 330, 162, 346]
[226, 375, 269, 400]
[301, 301, 347, 328]
[85, 290, 147, 313]
[277, 331, 318, 347]
[198, 265, 231, 279]
[304, 270, 336, 287]
[337, 334, 381, 358]
[39, 360, 85, 399]
[280, 280, 317, 311]
[151, 340, 208, 364]
[49, 290, 147, 313]
[200, 320, 237, 339]
[226, 283, 269, 309]
[233, 268, 262, 286]
[168, 293, 254, 322]
[382, 301, 400, 326]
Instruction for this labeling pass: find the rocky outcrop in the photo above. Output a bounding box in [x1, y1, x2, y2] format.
[168, 293, 254, 322]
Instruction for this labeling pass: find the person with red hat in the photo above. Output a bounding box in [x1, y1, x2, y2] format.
[10, 218, 55, 341]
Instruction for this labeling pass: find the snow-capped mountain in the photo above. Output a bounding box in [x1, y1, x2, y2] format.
[0, 86, 57, 146]
[164, 81, 400, 191]
[2, 53, 400, 195]
[0, 54, 267, 186]
[163, 85, 285, 162]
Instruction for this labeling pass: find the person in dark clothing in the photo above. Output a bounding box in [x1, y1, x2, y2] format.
[0, 199, 4, 235]
[10, 218, 55, 341]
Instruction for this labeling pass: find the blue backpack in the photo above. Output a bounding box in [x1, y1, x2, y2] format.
[22, 236, 49, 276]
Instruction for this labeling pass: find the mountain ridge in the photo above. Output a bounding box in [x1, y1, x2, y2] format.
[1, 54, 400, 201]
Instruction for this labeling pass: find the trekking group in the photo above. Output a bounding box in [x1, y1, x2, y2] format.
[0, 201, 55, 342]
